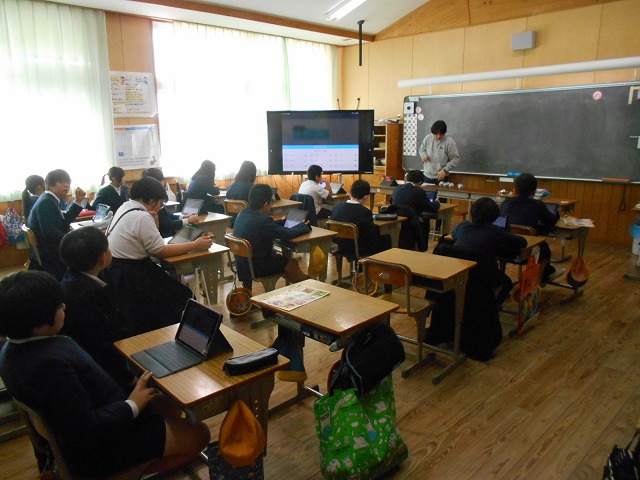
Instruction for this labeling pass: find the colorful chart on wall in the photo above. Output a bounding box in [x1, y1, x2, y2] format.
[114, 125, 161, 170]
[110, 71, 158, 118]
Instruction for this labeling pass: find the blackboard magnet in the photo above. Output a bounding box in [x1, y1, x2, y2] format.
[601, 177, 632, 183]
[507, 172, 520, 177]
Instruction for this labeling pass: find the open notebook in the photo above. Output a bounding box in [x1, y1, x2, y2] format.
[131, 299, 232, 378]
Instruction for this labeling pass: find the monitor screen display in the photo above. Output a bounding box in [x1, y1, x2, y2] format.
[267, 110, 375, 175]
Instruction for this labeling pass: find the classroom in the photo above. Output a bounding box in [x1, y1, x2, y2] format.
[1, 0, 640, 479]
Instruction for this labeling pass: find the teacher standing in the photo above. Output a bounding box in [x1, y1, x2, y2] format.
[419, 120, 460, 184]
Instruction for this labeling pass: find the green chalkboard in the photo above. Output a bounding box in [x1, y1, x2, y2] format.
[402, 82, 640, 182]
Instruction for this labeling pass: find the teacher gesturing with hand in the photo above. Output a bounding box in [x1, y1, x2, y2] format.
[419, 120, 460, 184]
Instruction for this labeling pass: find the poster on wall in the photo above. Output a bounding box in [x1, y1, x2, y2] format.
[114, 125, 161, 170]
[110, 71, 158, 118]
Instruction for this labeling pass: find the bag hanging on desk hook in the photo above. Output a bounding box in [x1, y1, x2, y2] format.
[218, 399, 266, 467]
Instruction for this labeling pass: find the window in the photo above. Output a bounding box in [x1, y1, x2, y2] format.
[152, 21, 337, 180]
[0, 0, 113, 200]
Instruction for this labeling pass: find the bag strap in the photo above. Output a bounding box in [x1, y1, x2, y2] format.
[106, 208, 143, 238]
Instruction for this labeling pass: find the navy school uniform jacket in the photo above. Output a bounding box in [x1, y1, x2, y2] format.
[500, 196, 559, 234]
[390, 183, 440, 216]
[329, 201, 390, 257]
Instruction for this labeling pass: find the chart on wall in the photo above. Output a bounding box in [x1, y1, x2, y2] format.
[402, 82, 640, 182]
[110, 71, 158, 118]
[114, 125, 161, 170]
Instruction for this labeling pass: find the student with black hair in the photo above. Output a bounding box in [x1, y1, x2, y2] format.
[298, 164, 333, 219]
[89, 166, 129, 213]
[142, 168, 200, 238]
[226, 160, 257, 202]
[233, 183, 310, 288]
[453, 197, 527, 304]
[330, 180, 391, 257]
[28, 169, 87, 280]
[59, 226, 133, 387]
[186, 159, 223, 213]
[500, 172, 561, 283]
[22, 174, 45, 221]
[391, 170, 440, 216]
[419, 120, 460, 184]
[104, 177, 213, 335]
[0, 271, 210, 478]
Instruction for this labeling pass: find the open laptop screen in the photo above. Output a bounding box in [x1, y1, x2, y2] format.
[168, 226, 204, 244]
[425, 190, 437, 202]
[284, 209, 307, 228]
[545, 202, 559, 216]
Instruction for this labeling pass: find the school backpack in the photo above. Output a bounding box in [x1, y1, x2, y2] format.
[2, 206, 25, 243]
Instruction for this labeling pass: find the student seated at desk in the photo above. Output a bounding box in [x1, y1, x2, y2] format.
[22, 174, 45, 222]
[28, 169, 87, 280]
[500, 172, 560, 283]
[390, 170, 440, 217]
[0, 271, 210, 478]
[233, 183, 310, 289]
[142, 168, 200, 238]
[226, 160, 257, 226]
[453, 197, 526, 304]
[329, 180, 391, 257]
[59, 226, 134, 387]
[298, 164, 333, 220]
[186, 159, 223, 214]
[88, 166, 129, 214]
[104, 177, 213, 335]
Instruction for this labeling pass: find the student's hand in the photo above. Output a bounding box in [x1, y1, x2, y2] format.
[437, 169, 447, 181]
[128, 371, 160, 412]
[194, 234, 214, 251]
[147, 210, 160, 228]
[185, 214, 200, 225]
[75, 187, 87, 202]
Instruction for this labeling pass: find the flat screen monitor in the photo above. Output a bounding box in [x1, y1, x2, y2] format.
[267, 110, 375, 175]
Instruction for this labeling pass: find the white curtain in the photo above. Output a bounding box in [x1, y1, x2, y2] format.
[152, 21, 337, 180]
[0, 0, 113, 201]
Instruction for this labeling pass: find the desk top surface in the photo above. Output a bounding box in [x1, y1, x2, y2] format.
[272, 199, 302, 209]
[285, 226, 338, 243]
[365, 248, 476, 280]
[520, 234, 547, 249]
[114, 324, 288, 409]
[198, 212, 231, 224]
[162, 242, 229, 264]
[374, 216, 406, 227]
[250, 279, 398, 336]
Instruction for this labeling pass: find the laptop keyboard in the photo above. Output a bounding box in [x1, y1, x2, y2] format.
[146, 342, 200, 371]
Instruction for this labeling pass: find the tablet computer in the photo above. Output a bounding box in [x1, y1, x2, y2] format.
[283, 209, 307, 228]
[168, 226, 204, 244]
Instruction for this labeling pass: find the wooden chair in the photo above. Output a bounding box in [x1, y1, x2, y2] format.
[14, 398, 152, 480]
[361, 258, 435, 378]
[223, 199, 248, 216]
[325, 220, 360, 287]
[21, 225, 41, 268]
[225, 233, 284, 327]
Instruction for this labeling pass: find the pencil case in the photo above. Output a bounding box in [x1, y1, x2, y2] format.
[223, 348, 279, 376]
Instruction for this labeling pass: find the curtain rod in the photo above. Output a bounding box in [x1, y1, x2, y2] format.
[398, 56, 640, 88]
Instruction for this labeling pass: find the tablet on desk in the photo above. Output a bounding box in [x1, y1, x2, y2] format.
[168, 226, 204, 244]
[179, 198, 204, 217]
[283, 209, 307, 228]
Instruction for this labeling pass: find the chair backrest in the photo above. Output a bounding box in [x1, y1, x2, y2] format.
[223, 199, 248, 216]
[325, 220, 361, 259]
[290, 193, 318, 227]
[224, 233, 257, 280]
[510, 223, 538, 236]
[361, 258, 412, 308]
[14, 398, 75, 479]
[21, 225, 42, 267]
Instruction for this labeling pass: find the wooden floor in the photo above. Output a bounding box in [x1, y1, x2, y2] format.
[1, 237, 640, 480]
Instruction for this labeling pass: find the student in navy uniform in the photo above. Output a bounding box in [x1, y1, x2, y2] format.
[186, 159, 223, 214]
[329, 180, 391, 258]
[500, 172, 560, 282]
[0, 271, 210, 478]
[22, 174, 45, 221]
[142, 168, 200, 238]
[28, 169, 87, 280]
[233, 183, 309, 289]
[59, 226, 134, 387]
[390, 170, 440, 217]
[226, 160, 257, 202]
[298, 164, 333, 219]
[89, 166, 129, 213]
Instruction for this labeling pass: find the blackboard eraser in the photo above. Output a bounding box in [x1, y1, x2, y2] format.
[601, 177, 632, 183]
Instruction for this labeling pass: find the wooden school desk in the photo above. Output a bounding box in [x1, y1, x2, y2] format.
[162, 243, 229, 305]
[250, 279, 398, 413]
[363, 248, 476, 384]
[114, 323, 289, 438]
[276, 227, 338, 282]
[374, 216, 405, 248]
[197, 212, 232, 246]
[270, 199, 302, 217]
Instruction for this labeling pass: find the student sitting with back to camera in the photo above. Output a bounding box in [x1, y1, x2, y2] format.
[233, 183, 310, 290]
[500, 172, 561, 283]
[142, 168, 200, 238]
[390, 169, 440, 217]
[226, 160, 257, 226]
[453, 197, 527, 304]
[329, 180, 391, 258]
[59, 226, 135, 387]
[0, 271, 210, 478]
[89, 166, 129, 214]
[28, 169, 87, 281]
[22, 174, 45, 222]
[104, 177, 213, 335]
[186, 159, 223, 214]
[298, 164, 333, 220]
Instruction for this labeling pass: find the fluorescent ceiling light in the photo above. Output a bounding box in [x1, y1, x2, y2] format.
[326, 0, 368, 21]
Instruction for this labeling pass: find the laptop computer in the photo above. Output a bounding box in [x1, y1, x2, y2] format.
[177, 198, 205, 218]
[131, 299, 232, 378]
[167, 226, 204, 244]
[78, 204, 112, 228]
[545, 202, 560, 216]
[283, 209, 307, 228]
[330, 182, 346, 194]
[493, 215, 510, 230]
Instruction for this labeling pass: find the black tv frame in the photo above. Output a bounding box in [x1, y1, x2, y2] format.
[267, 109, 375, 175]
